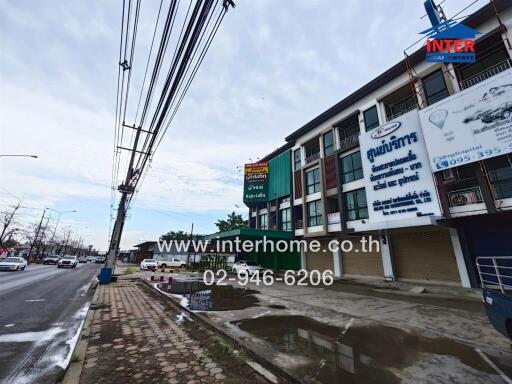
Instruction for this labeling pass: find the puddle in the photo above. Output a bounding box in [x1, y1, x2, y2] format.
[157, 281, 259, 311]
[231, 315, 501, 384]
[268, 304, 287, 310]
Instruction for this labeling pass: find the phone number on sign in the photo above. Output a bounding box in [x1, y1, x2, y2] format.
[203, 269, 334, 286]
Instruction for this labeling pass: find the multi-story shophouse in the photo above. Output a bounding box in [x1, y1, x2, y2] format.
[245, 0, 512, 288]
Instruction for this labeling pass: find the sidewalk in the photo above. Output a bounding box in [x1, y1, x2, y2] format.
[78, 280, 266, 384]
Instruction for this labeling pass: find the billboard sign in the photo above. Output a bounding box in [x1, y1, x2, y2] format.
[360, 109, 441, 221]
[419, 68, 512, 171]
[243, 162, 268, 203]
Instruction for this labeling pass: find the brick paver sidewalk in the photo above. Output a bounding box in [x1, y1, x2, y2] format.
[80, 280, 262, 384]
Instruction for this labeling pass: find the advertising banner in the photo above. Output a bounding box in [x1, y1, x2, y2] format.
[243, 162, 268, 203]
[360, 110, 441, 222]
[419, 68, 512, 171]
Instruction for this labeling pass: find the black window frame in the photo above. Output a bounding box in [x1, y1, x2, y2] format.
[422, 69, 450, 106]
[340, 151, 363, 184]
[363, 106, 380, 132]
[344, 188, 369, 221]
[280, 208, 291, 231]
[307, 200, 323, 227]
[305, 168, 321, 195]
[323, 130, 334, 156]
[486, 154, 512, 200]
[259, 213, 268, 229]
[293, 148, 301, 170]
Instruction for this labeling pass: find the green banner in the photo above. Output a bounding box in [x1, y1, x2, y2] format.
[243, 162, 268, 203]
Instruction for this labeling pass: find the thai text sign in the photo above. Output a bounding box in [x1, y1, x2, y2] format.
[419, 68, 512, 171]
[243, 162, 268, 203]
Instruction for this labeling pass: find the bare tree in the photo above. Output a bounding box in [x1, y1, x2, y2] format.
[0, 200, 22, 245]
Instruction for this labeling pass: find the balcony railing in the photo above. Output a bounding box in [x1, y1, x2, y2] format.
[447, 186, 483, 207]
[459, 59, 512, 90]
[305, 152, 320, 164]
[476, 256, 512, 293]
[386, 104, 418, 122]
[295, 219, 303, 229]
[327, 212, 341, 225]
[339, 133, 360, 152]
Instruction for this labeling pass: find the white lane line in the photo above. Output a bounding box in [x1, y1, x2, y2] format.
[25, 299, 45, 302]
[475, 348, 512, 384]
[4, 324, 15, 327]
[252, 310, 271, 319]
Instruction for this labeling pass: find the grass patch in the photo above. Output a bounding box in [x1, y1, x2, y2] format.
[123, 267, 138, 275]
[70, 353, 80, 363]
[208, 335, 251, 364]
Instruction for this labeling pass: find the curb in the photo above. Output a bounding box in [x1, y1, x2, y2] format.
[140, 278, 301, 384]
[61, 281, 100, 384]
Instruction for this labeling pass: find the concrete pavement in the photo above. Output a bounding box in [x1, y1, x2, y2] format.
[0, 263, 98, 384]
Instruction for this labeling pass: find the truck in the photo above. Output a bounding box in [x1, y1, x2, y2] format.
[156, 258, 186, 269]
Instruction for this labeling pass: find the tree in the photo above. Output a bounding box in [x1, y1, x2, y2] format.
[0, 200, 22, 246]
[159, 230, 189, 242]
[215, 211, 248, 232]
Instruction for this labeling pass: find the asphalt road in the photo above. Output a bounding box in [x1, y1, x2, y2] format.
[0, 262, 98, 384]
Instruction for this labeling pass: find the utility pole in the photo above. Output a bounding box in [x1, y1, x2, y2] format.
[28, 208, 46, 263]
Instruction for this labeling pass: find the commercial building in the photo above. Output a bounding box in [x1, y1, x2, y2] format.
[244, 0, 512, 288]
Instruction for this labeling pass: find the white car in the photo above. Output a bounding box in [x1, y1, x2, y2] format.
[0, 257, 27, 271]
[140, 259, 158, 270]
[157, 258, 186, 269]
[232, 260, 263, 275]
[86, 256, 96, 262]
[58, 255, 78, 268]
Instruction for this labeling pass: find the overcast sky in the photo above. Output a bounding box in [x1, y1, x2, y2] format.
[0, 0, 484, 250]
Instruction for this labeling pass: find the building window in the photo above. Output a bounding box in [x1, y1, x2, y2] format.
[340, 151, 363, 184]
[337, 114, 360, 140]
[344, 188, 368, 221]
[280, 208, 291, 231]
[363, 106, 380, 131]
[306, 168, 321, 195]
[486, 154, 512, 199]
[307, 200, 323, 227]
[259, 213, 268, 229]
[293, 148, 301, 170]
[422, 69, 449, 106]
[323, 131, 334, 156]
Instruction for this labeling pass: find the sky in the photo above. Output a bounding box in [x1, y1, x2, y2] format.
[0, 0, 486, 251]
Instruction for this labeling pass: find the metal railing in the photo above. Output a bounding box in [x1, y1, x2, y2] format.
[459, 59, 512, 90]
[339, 133, 360, 152]
[386, 104, 418, 122]
[447, 186, 483, 207]
[305, 152, 320, 164]
[476, 256, 512, 293]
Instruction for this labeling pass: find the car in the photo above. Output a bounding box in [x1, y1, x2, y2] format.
[232, 260, 263, 275]
[43, 255, 60, 265]
[86, 256, 96, 262]
[78, 256, 87, 263]
[58, 255, 78, 268]
[94, 256, 106, 264]
[157, 258, 186, 269]
[140, 259, 158, 270]
[480, 102, 512, 123]
[0, 257, 27, 271]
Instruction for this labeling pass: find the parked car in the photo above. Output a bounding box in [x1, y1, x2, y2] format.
[58, 255, 78, 268]
[0, 257, 27, 271]
[78, 256, 87, 263]
[140, 259, 158, 270]
[86, 256, 96, 262]
[157, 258, 186, 269]
[43, 255, 60, 265]
[94, 256, 106, 264]
[232, 260, 263, 275]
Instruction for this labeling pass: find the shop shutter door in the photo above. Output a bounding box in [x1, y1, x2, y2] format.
[342, 236, 383, 277]
[391, 229, 460, 282]
[305, 240, 334, 272]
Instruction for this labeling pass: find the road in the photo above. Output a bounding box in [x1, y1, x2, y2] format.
[0, 263, 98, 384]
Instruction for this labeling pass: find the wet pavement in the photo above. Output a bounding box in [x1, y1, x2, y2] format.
[157, 281, 259, 311]
[230, 315, 506, 384]
[80, 279, 266, 384]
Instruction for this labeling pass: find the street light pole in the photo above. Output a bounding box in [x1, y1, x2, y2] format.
[47, 209, 77, 254]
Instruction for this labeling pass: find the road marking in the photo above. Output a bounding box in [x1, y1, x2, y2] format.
[4, 324, 15, 327]
[475, 348, 512, 384]
[252, 310, 271, 319]
[25, 299, 45, 302]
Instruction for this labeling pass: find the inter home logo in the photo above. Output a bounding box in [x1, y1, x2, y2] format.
[420, 20, 480, 63]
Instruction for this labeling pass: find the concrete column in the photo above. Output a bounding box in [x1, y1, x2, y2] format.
[300, 243, 307, 270]
[380, 234, 395, 281]
[332, 246, 342, 277]
[449, 228, 471, 288]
